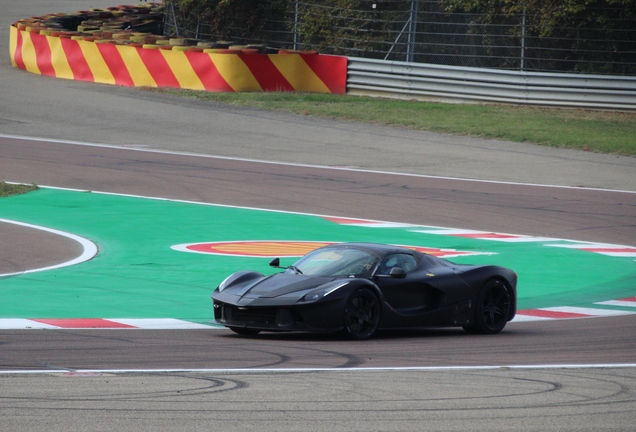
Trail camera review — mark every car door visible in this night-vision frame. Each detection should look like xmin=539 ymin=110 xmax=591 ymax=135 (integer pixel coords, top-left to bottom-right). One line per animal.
xmin=374 ymin=253 xmax=440 ymax=314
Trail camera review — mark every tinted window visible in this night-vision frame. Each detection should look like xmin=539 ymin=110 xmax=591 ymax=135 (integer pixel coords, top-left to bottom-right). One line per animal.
xmin=289 ymin=247 xmax=379 ymax=277
xmin=377 ymin=253 xmax=417 ymax=275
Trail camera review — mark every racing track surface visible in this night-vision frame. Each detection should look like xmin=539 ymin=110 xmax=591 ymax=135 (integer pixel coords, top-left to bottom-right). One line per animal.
xmin=1 ymin=1 xmax=636 ymax=429
xmin=2 ymin=136 xmax=636 ymax=431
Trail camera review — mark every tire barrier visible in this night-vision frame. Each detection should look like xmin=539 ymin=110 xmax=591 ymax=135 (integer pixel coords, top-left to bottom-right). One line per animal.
xmin=9 ymin=4 xmax=347 ymax=94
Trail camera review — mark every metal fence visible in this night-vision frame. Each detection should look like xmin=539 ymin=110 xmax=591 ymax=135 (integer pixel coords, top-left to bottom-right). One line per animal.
xmin=163 ymin=0 xmax=636 ymax=76
xmin=347 ymin=58 xmax=636 ymax=110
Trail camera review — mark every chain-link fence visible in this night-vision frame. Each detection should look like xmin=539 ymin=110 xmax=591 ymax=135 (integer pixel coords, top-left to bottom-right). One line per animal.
xmin=163 ymin=0 xmax=636 ymax=76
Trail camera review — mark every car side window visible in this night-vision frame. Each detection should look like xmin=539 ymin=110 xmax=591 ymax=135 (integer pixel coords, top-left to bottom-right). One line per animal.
xmin=377 ymin=253 xmax=417 ymax=275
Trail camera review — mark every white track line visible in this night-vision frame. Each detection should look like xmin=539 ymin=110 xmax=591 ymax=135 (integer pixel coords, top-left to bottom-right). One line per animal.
xmin=108 ymin=318 xmax=215 ymax=329
xmin=1 ymin=363 xmax=636 ymax=375
xmin=539 ymin=306 xmax=636 ymax=317
xmin=596 ymin=300 xmax=636 ymax=308
xmin=0 ymin=319 xmax=59 ymax=329
xmin=0 ymin=218 xmax=98 ymax=277
xmin=2 ymin=133 xmax=634 ymax=194
xmin=0 ymin=318 xmax=219 ymax=330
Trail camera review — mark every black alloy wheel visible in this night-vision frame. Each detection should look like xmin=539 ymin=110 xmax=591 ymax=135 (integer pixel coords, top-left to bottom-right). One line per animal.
xmin=464 ymin=280 xmax=511 ymax=334
xmin=342 ymin=288 xmax=381 ymax=340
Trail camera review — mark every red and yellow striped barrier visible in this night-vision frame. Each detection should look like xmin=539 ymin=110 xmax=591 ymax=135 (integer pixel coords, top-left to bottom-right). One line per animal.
xmin=9 ymin=20 xmax=347 ymax=94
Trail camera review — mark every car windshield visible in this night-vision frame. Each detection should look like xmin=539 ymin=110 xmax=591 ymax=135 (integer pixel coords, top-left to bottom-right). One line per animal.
xmin=286 ymin=247 xmax=379 ymax=277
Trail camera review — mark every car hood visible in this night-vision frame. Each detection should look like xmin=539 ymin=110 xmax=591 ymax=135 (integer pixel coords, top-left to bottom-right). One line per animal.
xmin=247 ymin=274 xmax=338 ymax=297
xmin=226 ymin=273 xmax=339 ymax=299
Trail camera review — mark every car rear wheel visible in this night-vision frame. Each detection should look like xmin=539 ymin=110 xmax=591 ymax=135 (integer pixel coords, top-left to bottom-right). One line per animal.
xmin=464 ymin=280 xmax=511 ymax=335
xmin=342 ymin=288 xmax=381 ymax=340
xmin=229 ymin=327 xmax=261 ymax=336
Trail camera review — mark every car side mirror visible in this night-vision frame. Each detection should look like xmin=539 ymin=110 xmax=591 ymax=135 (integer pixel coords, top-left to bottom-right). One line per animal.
xmin=389 ymin=267 xmax=406 ymax=278
xmin=269 ymin=258 xmax=280 ymax=267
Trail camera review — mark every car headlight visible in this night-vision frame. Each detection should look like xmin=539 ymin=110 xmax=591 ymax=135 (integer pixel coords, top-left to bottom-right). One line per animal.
xmin=301 ymin=281 xmax=349 ymax=302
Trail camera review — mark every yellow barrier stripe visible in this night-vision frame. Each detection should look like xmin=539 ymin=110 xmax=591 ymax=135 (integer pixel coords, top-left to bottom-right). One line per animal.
xmin=47 ymin=36 xmax=75 ymax=80
xmin=211 ymin=54 xmax=263 ymax=92
xmin=20 ymin=32 xmax=41 ymax=75
xmin=116 ymin=45 xmax=157 ymax=87
xmin=9 ymin=26 xmax=17 ymax=67
xmin=78 ymin=40 xmax=115 ymax=85
xmin=160 ymin=50 xmax=205 ymax=90
xmin=11 ymin=26 xmax=345 ymax=94
xmin=269 ymin=55 xmax=330 ymax=93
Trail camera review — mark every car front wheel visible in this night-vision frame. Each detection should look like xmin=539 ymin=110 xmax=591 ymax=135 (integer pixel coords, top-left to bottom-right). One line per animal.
xmin=342 ymin=288 xmax=381 ymax=340
xmin=464 ymin=280 xmax=511 ymax=335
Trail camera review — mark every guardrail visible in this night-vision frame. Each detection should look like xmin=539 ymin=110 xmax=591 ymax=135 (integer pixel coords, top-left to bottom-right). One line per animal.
xmin=347 ymin=58 xmax=636 ymax=110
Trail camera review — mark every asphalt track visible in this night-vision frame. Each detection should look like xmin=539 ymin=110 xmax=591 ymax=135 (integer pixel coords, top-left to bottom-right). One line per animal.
xmin=1 ymin=1 xmax=636 ymax=430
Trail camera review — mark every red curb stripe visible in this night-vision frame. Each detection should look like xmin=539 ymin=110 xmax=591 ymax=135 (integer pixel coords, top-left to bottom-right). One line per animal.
xmin=322 ymin=216 xmax=379 ymax=225
xmin=136 ymin=48 xmax=180 ymax=88
xmin=96 ymin=43 xmax=135 ymax=86
xmin=239 ymin=54 xmax=294 ymax=91
xmin=184 ymin=51 xmax=234 ymax=92
xmin=517 ymin=310 xmax=592 ymax=319
xmin=619 ymin=297 xmax=636 ymax=302
xmin=14 ymin=28 xmax=26 ymax=70
xmin=60 ymin=38 xmax=94 ymax=82
xmin=579 ymin=247 xmax=636 ymax=253
xmin=300 ymin=54 xmax=347 ymax=94
xmin=31 ymin=318 xmax=136 ymax=328
xmin=30 ymin=33 xmax=56 ymax=76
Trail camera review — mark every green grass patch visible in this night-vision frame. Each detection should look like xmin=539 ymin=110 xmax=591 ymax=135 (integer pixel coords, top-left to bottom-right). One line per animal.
xmin=0 ymin=182 xmax=38 ymax=198
xmin=150 ymin=89 xmax=636 ymax=156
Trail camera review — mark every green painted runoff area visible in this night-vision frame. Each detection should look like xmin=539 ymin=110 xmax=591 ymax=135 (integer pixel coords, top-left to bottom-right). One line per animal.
xmin=1 ymin=188 xmax=635 ymax=322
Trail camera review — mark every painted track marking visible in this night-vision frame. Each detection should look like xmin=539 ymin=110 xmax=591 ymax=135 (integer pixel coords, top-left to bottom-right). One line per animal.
xmin=2 ymin=186 xmax=634 ymax=328
xmin=0 ymin=318 xmax=217 ymax=330
xmin=1 ymin=363 xmax=635 ymax=375
xmin=0 ymin=218 xmax=98 ymax=277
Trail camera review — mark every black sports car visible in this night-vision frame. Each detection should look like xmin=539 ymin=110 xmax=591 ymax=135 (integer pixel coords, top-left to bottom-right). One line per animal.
xmin=211 ymin=243 xmax=517 ymax=339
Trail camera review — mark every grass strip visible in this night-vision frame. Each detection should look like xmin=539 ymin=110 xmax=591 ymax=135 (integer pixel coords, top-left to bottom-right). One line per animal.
xmin=0 ymin=182 xmax=38 ymax=198
xmin=150 ymin=89 xmax=636 ymax=156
